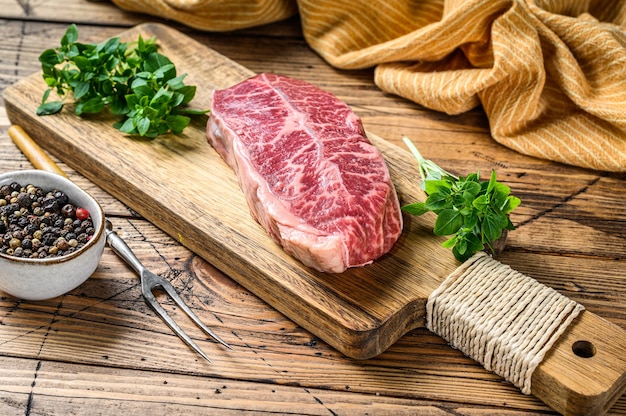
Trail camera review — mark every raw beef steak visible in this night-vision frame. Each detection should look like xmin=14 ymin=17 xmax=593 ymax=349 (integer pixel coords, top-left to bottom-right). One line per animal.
xmin=207 ymin=73 xmax=402 ymax=273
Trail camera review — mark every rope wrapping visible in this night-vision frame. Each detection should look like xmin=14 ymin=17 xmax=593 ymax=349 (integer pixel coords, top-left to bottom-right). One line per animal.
xmin=426 ymin=252 xmax=584 ymax=394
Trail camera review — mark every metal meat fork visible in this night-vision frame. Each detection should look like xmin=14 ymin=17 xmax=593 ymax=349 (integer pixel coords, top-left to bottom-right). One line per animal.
xmin=105 ymin=220 xmax=233 ymax=362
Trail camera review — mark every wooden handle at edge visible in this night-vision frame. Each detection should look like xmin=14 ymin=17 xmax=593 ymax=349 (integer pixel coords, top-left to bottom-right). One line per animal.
xmin=532 ymin=310 xmax=626 ymax=416
xmin=8 ymin=125 xmax=68 ymax=177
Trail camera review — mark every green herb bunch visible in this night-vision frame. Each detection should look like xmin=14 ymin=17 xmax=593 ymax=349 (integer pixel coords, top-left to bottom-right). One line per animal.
xmin=37 ymin=24 xmax=208 ymax=138
xmin=401 ymin=137 xmax=521 ymax=262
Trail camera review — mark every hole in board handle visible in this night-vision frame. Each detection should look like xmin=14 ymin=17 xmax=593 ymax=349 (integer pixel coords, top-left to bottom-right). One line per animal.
xmin=572 ymin=340 xmax=596 ymax=358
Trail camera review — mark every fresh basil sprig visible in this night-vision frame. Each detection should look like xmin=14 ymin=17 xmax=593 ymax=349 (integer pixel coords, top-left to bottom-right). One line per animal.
xmin=37 ymin=24 xmax=208 ymax=138
xmin=401 ymin=137 xmax=521 ymax=262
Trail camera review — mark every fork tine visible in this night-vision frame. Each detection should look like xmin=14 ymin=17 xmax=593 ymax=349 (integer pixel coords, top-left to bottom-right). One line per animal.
xmin=105 ymin=221 xmax=231 ymax=362
xmin=153 ymin=276 xmax=234 ymax=350
xmin=142 ymin=286 xmax=213 ymax=362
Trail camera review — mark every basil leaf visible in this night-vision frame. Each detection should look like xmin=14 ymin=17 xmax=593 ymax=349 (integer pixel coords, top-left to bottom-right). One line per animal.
xmin=401 ymin=202 xmax=429 ymax=216
xmin=433 ymin=209 xmax=463 ymax=236
xmin=36 ymin=100 xmax=64 ymax=115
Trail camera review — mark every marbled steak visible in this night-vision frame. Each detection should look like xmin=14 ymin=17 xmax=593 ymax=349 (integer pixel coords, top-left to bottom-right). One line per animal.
xmin=206 ymin=73 xmax=402 ymax=273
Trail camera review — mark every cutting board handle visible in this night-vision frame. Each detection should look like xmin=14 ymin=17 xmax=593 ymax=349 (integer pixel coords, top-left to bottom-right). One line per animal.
xmin=532 ymin=310 xmax=626 ymax=416
xmin=427 ymin=253 xmax=626 ymax=416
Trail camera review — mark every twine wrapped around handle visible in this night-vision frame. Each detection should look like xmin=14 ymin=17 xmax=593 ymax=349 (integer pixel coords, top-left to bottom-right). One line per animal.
xmin=426 ymin=252 xmax=585 ymax=394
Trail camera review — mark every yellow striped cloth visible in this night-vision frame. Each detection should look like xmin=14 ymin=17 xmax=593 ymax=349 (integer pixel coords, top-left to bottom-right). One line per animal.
xmin=112 ymin=0 xmax=626 ymax=172
xmin=111 ymin=0 xmax=298 ymax=31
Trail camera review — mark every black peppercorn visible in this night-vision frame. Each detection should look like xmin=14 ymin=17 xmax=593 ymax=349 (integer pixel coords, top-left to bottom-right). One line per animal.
xmin=42 ymin=233 xmax=57 ymax=246
xmin=17 ymin=192 xmax=31 ymax=208
xmin=42 ymin=196 xmax=58 ymax=213
xmin=61 ymin=204 xmax=76 ymax=218
xmin=22 ymin=238 xmax=32 ymax=250
xmin=54 ymin=190 xmax=69 ymax=206
xmin=24 ymin=223 xmax=38 ymax=235
xmin=17 ymin=217 xmax=29 ymax=229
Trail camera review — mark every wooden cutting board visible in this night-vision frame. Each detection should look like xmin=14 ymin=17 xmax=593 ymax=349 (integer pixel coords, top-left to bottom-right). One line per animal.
xmin=4 ymin=23 xmax=626 ymax=416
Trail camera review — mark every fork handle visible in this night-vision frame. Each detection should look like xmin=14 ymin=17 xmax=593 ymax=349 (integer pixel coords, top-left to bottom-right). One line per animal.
xmin=8 ymin=125 xmax=69 ymax=178
xmin=105 ymin=220 xmax=146 ymax=276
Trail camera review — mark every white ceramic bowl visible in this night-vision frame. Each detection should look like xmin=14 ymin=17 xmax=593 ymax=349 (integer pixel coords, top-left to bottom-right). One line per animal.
xmin=0 ymin=170 xmax=106 ymax=300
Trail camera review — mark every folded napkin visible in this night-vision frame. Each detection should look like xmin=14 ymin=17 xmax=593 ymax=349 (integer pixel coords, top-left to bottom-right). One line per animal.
xmin=112 ymin=0 xmax=626 ymax=172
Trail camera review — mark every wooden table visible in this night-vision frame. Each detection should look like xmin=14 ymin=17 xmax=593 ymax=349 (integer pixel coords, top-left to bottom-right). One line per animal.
xmin=0 ymin=1 xmax=624 ymax=414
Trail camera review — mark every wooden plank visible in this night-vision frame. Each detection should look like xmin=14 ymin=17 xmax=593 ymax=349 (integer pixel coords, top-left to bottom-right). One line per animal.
xmin=3 ymin=22 xmax=626 ymax=415
xmin=0 ymin=0 xmax=149 ymax=26
xmin=0 ymin=355 xmax=554 ymax=416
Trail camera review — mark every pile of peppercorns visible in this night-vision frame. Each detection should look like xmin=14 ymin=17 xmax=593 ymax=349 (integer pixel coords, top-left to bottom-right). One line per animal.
xmin=0 ymin=181 xmax=95 ymax=259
